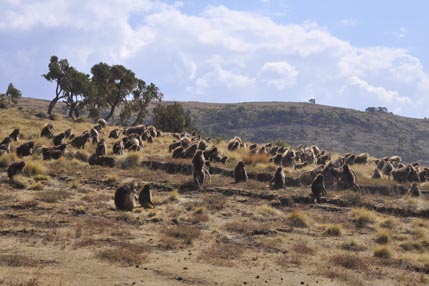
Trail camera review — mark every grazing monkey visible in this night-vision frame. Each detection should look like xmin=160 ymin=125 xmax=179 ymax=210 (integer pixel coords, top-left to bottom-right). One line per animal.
xmin=114 ymin=183 xmax=137 ymax=211
xmin=41 ymin=123 xmax=55 ymax=138
xmin=372 ymin=168 xmax=382 ymax=179
xmin=7 ymin=161 xmax=25 ymax=179
xmin=192 ymin=150 xmax=206 ymax=186
xmin=311 ymin=174 xmax=327 ymax=203
xmin=112 ymin=141 xmax=124 ymax=155
xmin=53 ymin=132 xmax=66 ymax=146
xmin=108 ymin=129 xmax=121 ymax=139
xmin=270 ymin=166 xmax=285 ymax=189
xmin=9 ymin=128 xmax=20 ymax=141
xmin=138 ymin=185 xmax=154 ymax=208
xmin=16 ymin=141 xmax=35 ymax=157
xmin=407 ymin=183 xmax=421 ymax=197
xmin=97 ymin=118 xmax=107 ymax=128
xmin=95 ymin=139 xmax=107 ymax=156
xmin=233 ymin=161 xmax=248 ymax=183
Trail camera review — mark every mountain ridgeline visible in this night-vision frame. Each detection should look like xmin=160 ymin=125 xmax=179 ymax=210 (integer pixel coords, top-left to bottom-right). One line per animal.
xmin=180 ymin=102 xmax=429 ymax=163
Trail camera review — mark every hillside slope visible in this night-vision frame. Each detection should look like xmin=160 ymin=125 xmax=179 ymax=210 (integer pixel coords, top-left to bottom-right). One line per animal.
xmin=180 ymin=101 xmax=429 ymax=163
xmin=16 ymin=97 xmax=429 ymax=163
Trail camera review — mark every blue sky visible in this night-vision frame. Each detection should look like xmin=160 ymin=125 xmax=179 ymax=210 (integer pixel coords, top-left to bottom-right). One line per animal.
xmin=0 ymin=0 xmax=428 ymax=117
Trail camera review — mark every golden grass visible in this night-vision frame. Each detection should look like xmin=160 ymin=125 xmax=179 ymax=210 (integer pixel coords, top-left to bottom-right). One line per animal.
xmin=374 ymin=246 xmax=393 ymax=259
xmin=96 ymin=245 xmax=148 ymax=266
xmin=23 ymin=160 xmax=46 ymax=176
xmin=120 ymin=152 xmax=141 ymax=169
xmin=329 ymin=253 xmax=368 ymax=271
xmin=351 ymin=207 xmax=377 ymax=228
xmin=11 ymin=175 xmax=29 ymax=189
xmin=289 ymin=209 xmax=311 ymax=228
xmin=0 ymin=153 xmax=17 ymax=168
xmin=375 ymin=229 xmax=390 ymax=244
xmin=256 ymin=205 xmax=283 ymax=217
xmin=321 ymin=224 xmax=343 ymax=236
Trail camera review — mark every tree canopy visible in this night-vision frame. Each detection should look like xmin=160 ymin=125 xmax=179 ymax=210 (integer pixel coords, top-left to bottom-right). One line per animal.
xmin=43 ymin=56 xmax=163 ymax=124
xmin=153 ymin=102 xmax=194 ymax=133
xmin=0 ymin=83 xmax=22 ymax=108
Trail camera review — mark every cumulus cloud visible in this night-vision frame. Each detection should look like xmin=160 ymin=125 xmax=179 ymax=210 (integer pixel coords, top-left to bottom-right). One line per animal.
xmin=0 ymin=1 xmax=428 ymax=117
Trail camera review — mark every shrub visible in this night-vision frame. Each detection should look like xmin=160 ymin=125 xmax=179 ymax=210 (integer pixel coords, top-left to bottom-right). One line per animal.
xmin=322 ymin=224 xmax=343 ymax=236
xmin=23 ymin=160 xmax=46 ymax=176
xmin=374 ymin=246 xmax=393 ymax=259
xmin=351 ymin=208 xmax=377 ymax=228
xmin=121 ymin=153 xmax=141 ymax=169
xmin=289 ymin=209 xmax=311 ymax=228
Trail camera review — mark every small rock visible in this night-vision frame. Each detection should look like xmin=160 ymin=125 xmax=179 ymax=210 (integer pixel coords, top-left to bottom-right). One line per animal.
xmin=176 ymin=276 xmax=183 ymax=281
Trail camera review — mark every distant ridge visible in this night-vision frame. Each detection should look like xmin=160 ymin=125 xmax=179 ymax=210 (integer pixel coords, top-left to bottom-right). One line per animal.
xmin=17 ymin=97 xmax=429 ymax=163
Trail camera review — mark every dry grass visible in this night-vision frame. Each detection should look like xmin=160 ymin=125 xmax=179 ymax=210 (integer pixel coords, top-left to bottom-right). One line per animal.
xmin=225 ymin=220 xmax=273 ymax=235
xmin=0 ymin=253 xmax=40 ymax=267
xmin=36 ymin=190 xmax=72 ymax=203
xmin=120 ymin=152 xmax=141 ymax=169
xmin=321 ymin=224 xmax=343 ymax=236
xmin=351 ymin=207 xmax=377 ymax=228
xmin=203 ymin=193 xmax=226 ymax=211
xmin=28 ymin=182 xmax=44 ymax=190
xmin=375 ymin=229 xmax=390 ymax=244
xmin=256 ymin=204 xmax=283 ymax=218
xmin=96 ymin=245 xmax=148 ymax=266
xmin=241 ymin=153 xmax=269 ymax=166
xmin=11 ymin=175 xmax=29 ymax=189
xmin=0 ymin=153 xmax=17 ymax=168
xmin=23 ymin=160 xmax=46 ymax=176
xmin=199 ymin=242 xmax=244 ymax=266
xmin=329 ymin=253 xmax=368 ymax=271
xmin=340 ymin=240 xmax=367 ymax=252
xmin=374 ymin=246 xmax=393 ymax=259
xmin=288 ymin=209 xmax=311 ymax=228
xmin=161 ymin=225 xmax=201 ymax=246
xmin=169 ymin=189 xmax=179 ymax=201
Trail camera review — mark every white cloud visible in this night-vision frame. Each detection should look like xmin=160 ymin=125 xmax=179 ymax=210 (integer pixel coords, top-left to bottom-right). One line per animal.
xmin=397 ymin=27 xmax=407 ymax=39
xmin=0 ymin=1 xmax=428 ymax=116
xmin=260 ymin=61 xmax=299 ymax=89
xmin=348 ymin=76 xmax=412 ymax=104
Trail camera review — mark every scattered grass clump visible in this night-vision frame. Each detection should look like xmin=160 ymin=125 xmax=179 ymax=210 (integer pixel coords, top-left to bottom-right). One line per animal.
xmin=96 ymin=245 xmax=147 ymax=266
xmin=169 ymin=189 xmax=179 ymax=201
xmin=11 ymin=175 xmax=29 ymax=189
xmin=162 ymin=225 xmax=201 ymax=245
xmin=375 ymin=229 xmax=390 ymax=244
xmin=28 ymin=182 xmax=44 ymax=190
xmin=199 ymin=242 xmax=244 ymax=266
xmin=292 ymin=242 xmax=315 ymax=255
xmin=0 ymin=153 xmax=17 ymax=168
xmin=23 ymin=160 xmax=46 ymax=176
xmin=322 ymin=224 xmax=343 ymax=236
xmin=374 ymin=246 xmax=393 ymax=259
xmin=330 ymin=253 xmax=368 ymax=271
xmin=340 ymin=240 xmax=367 ymax=252
xmin=36 ymin=190 xmax=72 ymax=203
xmin=0 ymin=254 xmax=39 ymax=267
xmin=33 ymin=174 xmax=49 ymax=181
xmin=73 ymin=150 xmax=90 ymax=162
xmin=203 ymin=193 xmax=226 ymax=211
xmin=288 ymin=209 xmax=311 ymax=228
xmin=400 ymin=240 xmax=429 ymax=252
xmin=257 ymin=205 xmax=283 ymax=217
xmin=242 ymin=153 xmax=269 ymax=166
xmin=121 ymin=153 xmax=141 ymax=169
xmin=351 ymin=208 xmax=377 ymax=228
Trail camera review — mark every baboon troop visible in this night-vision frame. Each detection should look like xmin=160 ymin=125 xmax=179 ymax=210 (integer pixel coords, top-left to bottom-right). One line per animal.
xmin=41 ymin=123 xmax=55 ymax=138
xmin=7 ymin=161 xmax=25 ymax=179
xmin=53 ymin=132 xmax=66 ymax=146
xmin=372 ymin=168 xmax=382 ymax=179
xmin=311 ymin=174 xmax=327 ymax=203
xmin=16 ymin=141 xmax=35 ymax=157
xmin=138 ymin=185 xmax=154 ymax=208
xmin=114 ymin=183 xmax=137 ymax=211
xmin=69 ymin=132 xmax=91 ymax=149
xmin=270 ymin=166 xmax=285 ymax=189
xmin=233 ymin=161 xmax=248 ymax=183
xmin=109 ymin=129 xmax=121 ymax=139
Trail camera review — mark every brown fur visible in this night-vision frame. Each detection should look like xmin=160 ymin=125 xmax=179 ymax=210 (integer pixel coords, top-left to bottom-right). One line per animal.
xmin=407 ymin=183 xmax=421 ymax=197
xmin=311 ymin=174 xmax=327 ymax=203
xmin=270 ymin=166 xmax=285 ymax=189
xmin=53 ymin=132 xmax=66 ymax=146
xmin=372 ymin=168 xmax=382 ymax=179
xmin=9 ymin=128 xmax=20 ymax=141
xmin=69 ymin=132 xmax=91 ymax=149
xmin=233 ymin=161 xmax=248 ymax=183
xmin=109 ymin=129 xmax=122 ymax=139
xmin=7 ymin=161 xmax=25 ymax=179
xmin=16 ymin=141 xmax=35 ymax=157
xmin=114 ymin=183 xmax=137 ymax=211
xmin=41 ymin=123 xmax=55 ymax=138
xmin=192 ymin=150 xmax=207 ymax=186
xmin=138 ymin=185 xmax=154 ymax=208
xmin=95 ymin=139 xmax=107 ymax=156
xmin=112 ymin=141 xmax=124 ymax=155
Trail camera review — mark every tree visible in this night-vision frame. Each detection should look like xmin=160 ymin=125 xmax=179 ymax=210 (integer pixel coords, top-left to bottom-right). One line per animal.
xmin=62 ymin=69 xmax=92 ymax=119
xmin=0 ymin=83 xmax=22 ymax=108
xmin=153 ymin=102 xmax=193 ymax=132
xmin=43 ymin=56 xmax=74 ymax=117
xmin=89 ymin=62 xmax=111 ymax=119
xmin=119 ymin=80 xmax=163 ymax=125
xmin=105 ymin=64 xmax=137 ymax=121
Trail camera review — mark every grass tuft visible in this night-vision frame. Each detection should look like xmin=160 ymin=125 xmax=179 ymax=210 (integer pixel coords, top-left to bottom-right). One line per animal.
xmin=374 ymin=246 xmax=393 ymax=259
xmin=289 ymin=209 xmax=311 ymax=228
xmin=351 ymin=208 xmax=377 ymax=228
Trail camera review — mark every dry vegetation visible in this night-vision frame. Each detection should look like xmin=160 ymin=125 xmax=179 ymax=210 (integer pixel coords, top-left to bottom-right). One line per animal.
xmin=0 ymin=101 xmax=429 ymax=286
